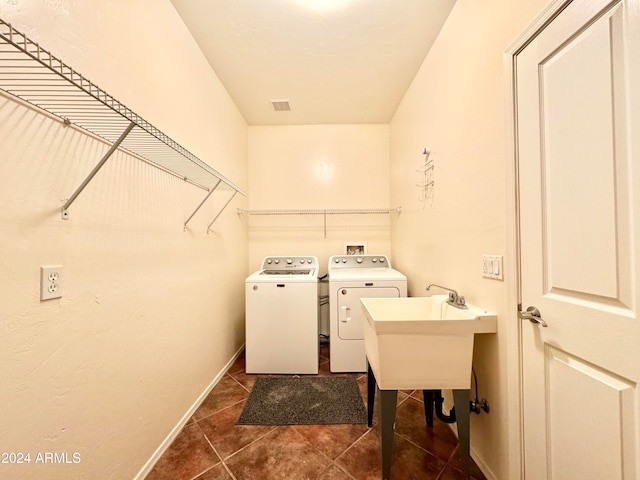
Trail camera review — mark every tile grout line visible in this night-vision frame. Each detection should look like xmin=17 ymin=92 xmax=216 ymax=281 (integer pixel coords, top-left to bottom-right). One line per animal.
xmin=192 ymin=397 xmax=248 ymax=424
xmin=332 ymin=426 xmax=374 ymax=463
xmin=188 ymin=421 xmax=232 ymax=480
xmin=226 ymin=372 xmax=254 ymax=393
xmin=325 ymin=461 xmax=360 ymax=480
xmin=192 ymin=414 xmax=242 ymax=480
xmin=212 ymin=424 xmax=280 ymax=462
xmin=207 ymin=440 xmax=240 ymax=480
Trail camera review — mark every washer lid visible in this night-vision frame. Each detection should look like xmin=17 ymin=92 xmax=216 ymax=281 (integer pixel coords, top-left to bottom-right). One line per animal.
xmin=246 ymin=270 xmax=319 ymax=283
xmin=246 ymin=255 xmax=319 ymax=282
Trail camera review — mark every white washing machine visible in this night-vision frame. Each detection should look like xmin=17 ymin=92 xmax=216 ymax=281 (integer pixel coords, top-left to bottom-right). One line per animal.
xmin=245 ymin=256 xmax=319 ymax=374
xmin=328 ymin=255 xmax=407 ymax=372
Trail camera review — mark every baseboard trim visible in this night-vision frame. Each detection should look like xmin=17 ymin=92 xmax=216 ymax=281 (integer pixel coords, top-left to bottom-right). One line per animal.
xmin=471 ymin=443 xmax=497 ymax=480
xmin=133 ymin=344 xmax=245 ymax=480
xmin=445 ymin=420 xmax=497 ymax=480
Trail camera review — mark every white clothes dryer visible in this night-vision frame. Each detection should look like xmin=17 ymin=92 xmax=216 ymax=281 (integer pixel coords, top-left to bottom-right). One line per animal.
xmin=245 ymin=256 xmax=319 ymax=374
xmin=328 ymin=255 xmax=407 ymax=372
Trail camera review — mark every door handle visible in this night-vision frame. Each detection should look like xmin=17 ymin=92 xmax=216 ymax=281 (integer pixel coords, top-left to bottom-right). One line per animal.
xmin=340 ymin=306 xmax=351 ymax=322
xmin=519 ymin=306 xmax=548 ymax=327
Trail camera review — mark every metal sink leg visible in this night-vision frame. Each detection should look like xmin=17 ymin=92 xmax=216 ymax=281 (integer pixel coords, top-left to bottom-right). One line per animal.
xmin=453 ymin=389 xmax=471 ymax=480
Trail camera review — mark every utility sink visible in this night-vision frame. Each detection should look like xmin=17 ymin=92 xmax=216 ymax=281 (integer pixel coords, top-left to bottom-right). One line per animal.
xmin=360 ymin=295 xmax=497 ymax=390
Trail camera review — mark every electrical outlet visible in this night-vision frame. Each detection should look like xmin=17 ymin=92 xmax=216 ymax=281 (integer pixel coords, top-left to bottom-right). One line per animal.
xmin=41 ymin=265 xmax=63 ymax=300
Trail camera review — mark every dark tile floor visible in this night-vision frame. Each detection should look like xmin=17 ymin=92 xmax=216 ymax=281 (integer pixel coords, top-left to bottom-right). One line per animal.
xmin=146 ymin=344 xmax=486 ymax=480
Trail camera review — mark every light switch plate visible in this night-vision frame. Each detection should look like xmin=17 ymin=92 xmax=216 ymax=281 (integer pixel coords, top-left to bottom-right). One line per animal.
xmin=482 ymin=255 xmax=503 ymax=280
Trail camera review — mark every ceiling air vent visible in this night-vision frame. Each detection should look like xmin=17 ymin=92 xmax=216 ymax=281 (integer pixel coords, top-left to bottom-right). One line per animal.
xmin=271 ymin=99 xmax=291 ymax=111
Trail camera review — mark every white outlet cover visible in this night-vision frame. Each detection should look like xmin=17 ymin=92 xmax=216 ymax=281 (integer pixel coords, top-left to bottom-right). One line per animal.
xmin=41 ymin=265 xmax=63 ymax=300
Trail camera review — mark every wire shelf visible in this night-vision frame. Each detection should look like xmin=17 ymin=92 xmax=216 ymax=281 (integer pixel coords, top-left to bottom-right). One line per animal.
xmin=237 ymin=208 xmax=401 ymax=216
xmin=0 ymin=18 xmax=245 ymax=221
xmin=237 ymin=207 xmax=401 ymax=238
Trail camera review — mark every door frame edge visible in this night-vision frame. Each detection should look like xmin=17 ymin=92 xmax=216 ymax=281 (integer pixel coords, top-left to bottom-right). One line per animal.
xmin=503 ymin=1 xmax=574 ymax=478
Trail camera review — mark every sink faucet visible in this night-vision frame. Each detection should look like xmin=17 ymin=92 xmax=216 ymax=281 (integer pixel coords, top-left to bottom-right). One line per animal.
xmin=426 ymin=283 xmax=467 ymax=309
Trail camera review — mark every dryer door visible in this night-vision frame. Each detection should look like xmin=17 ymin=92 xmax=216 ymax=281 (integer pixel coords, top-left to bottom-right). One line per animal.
xmin=337 ymin=287 xmax=400 ymax=340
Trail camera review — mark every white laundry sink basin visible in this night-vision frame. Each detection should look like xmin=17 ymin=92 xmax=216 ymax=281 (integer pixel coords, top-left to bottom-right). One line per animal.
xmin=360 ymin=295 xmax=497 ymax=390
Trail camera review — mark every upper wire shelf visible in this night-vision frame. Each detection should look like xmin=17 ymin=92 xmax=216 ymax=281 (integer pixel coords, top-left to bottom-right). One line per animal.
xmin=237 ymin=208 xmax=401 ymax=216
xmin=237 ymin=207 xmax=401 ymax=238
xmin=0 ymin=18 xmax=244 ymax=226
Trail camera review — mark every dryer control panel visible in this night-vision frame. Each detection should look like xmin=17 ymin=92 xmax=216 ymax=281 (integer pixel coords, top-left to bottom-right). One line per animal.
xmin=329 ymin=255 xmax=391 ymax=268
xmin=261 ymin=256 xmax=318 ymax=270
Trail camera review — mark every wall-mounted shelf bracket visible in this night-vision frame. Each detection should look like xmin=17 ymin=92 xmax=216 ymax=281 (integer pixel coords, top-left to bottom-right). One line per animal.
xmin=183 ymin=179 xmax=222 ymax=231
xmin=207 ymin=190 xmax=238 ymax=234
xmin=61 ymin=122 xmax=135 ymax=219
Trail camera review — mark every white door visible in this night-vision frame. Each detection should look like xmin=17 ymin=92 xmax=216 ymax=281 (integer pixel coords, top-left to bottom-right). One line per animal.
xmin=515 ymin=0 xmax=640 ymax=478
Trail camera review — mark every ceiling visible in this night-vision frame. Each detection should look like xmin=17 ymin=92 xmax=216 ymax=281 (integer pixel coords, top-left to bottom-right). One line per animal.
xmin=170 ymin=0 xmax=456 ymax=126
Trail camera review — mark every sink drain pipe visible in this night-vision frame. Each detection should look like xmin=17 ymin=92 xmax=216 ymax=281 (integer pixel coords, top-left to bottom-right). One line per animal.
xmin=434 ymin=390 xmax=457 ymax=423
xmin=422 ymin=390 xmax=457 ymax=425
xmin=423 ymin=369 xmax=490 ymax=426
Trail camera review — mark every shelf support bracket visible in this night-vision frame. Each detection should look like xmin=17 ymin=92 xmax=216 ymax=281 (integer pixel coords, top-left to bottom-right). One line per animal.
xmin=61 ymin=121 xmax=136 ymax=219
xmin=183 ymin=179 xmax=222 ymax=231
xmin=207 ymin=190 xmax=238 ymax=234
xmin=324 ymin=210 xmax=327 ymax=239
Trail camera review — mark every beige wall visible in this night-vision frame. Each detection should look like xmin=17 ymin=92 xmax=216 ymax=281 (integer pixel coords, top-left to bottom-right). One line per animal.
xmin=0 ymin=0 xmax=570 ymax=478
xmin=389 ymin=0 xmax=551 ymax=478
xmin=248 ymin=124 xmax=392 ymax=334
xmin=0 ymin=1 xmax=248 ymax=479
xmin=247 ymin=124 xmax=392 ymax=271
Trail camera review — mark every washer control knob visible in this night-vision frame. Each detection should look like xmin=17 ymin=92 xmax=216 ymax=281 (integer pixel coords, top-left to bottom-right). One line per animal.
xmin=286 ymin=258 xmax=293 ymax=264
xmin=334 ymin=258 xmax=340 ymax=263
xmin=372 ymin=258 xmax=378 ymax=263
xmin=274 ymin=259 xmax=280 ymax=264
xmin=342 ymin=258 xmax=347 ymax=263
xmin=356 ymin=257 xmax=363 ymax=263
xmin=266 ymin=259 xmax=272 ymax=264
xmin=379 ymin=257 xmax=386 ymax=263
xmin=252 ymin=285 xmax=258 ymax=291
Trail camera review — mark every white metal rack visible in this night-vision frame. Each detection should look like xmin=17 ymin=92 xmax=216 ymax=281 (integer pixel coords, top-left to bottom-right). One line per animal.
xmin=237 ymin=207 xmax=401 ymax=238
xmin=0 ymin=18 xmax=244 ymax=230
